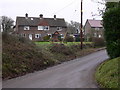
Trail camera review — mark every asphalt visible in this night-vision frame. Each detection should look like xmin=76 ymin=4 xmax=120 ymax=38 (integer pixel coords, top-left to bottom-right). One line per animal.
xmin=2 ymin=50 xmax=109 ymax=88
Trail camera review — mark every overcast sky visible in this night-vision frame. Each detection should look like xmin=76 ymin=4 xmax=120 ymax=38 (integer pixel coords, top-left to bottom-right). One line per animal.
xmin=0 ymin=0 xmax=105 ymax=25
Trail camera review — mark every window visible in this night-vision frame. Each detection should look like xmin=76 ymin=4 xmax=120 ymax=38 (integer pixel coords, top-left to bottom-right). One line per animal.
xmin=38 ymin=26 xmax=44 ymax=30
xmin=57 ymin=27 xmax=62 ymax=31
xmin=95 ymin=28 xmax=99 ymax=30
xmin=99 ymin=35 xmax=102 ymax=38
xmin=44 ymin=26 xmax=49 ymax=30
xmin=94 ymin=33 xmax=97 ymax=37
xmin=23 ymin=34 xmax=26 ymax=37
xmin=35 ymin=34 xmax=41 ymax=38
xmin=24 ymin=26 xmax=30 ymax=30
xmin=38 ymin=26 xmax=49 ymax=30
xmin=60 ymin=34 xmax=64 ymax=38
xmin=48 ymin=34 xmax=52 ymax=38
xmin=21 ymin=33 xmax=26 ymax=37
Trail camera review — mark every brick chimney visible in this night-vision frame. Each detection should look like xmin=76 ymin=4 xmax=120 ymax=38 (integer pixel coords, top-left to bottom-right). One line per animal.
xmin=25 ymin=13 xmax=28 ymax=19
xmin=54 ymin=15 xmax=56 ymax=20
xmin=39 ymin=14 xmax=43 ymax=19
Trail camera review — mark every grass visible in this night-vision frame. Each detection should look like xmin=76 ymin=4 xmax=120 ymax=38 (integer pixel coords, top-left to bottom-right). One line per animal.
xmin=35 ymin=41 xmax=93 ymax=46
xmin=95 ymin=57 xmax=119 ymax=88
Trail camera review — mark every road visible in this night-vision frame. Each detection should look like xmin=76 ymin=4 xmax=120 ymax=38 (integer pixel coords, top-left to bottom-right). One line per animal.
xmin=3 ymin=50 xmax=109 ymax=88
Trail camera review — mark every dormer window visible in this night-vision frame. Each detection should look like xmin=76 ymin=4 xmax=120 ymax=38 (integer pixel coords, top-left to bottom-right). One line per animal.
xmin=24 ymin=26 xmax=30 ymax=30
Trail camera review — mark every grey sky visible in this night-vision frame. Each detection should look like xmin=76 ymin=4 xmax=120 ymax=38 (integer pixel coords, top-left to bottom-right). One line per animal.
xmin=0 ymin=0 xmax=105 ymax=25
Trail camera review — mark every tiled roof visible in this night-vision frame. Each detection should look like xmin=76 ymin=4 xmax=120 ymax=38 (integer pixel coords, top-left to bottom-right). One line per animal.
xmin=16 ymin=17 xmax=67 ymax=27
xmin=88 ymin=19 xmax=103 ymax=28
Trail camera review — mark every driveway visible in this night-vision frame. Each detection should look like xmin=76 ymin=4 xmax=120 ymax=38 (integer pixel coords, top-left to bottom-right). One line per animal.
xmin=3 ymin=50 xmax=109 ymax=88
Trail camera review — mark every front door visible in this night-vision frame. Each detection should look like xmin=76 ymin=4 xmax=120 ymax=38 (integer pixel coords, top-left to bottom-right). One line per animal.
xmin=29 ymin=34 xmax=32 ymax=40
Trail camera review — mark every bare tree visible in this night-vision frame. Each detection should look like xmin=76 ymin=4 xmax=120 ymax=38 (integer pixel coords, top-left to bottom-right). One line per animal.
xmin=66 ymin=21 xmax=80 ymax=34
xmin=0 ymin=16 xmax=14 ymax=33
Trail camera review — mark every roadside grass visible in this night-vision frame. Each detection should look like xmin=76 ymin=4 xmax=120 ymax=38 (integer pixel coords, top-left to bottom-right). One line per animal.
xmin=35 ymin=41 xmax=93 ymax=46
xmin=95 ymin=57 xmax=119 ymax=88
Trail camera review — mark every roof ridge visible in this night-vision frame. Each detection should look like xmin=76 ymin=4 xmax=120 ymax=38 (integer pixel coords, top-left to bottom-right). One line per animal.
xmin=17 ymin=16 xmax=64 ymax=19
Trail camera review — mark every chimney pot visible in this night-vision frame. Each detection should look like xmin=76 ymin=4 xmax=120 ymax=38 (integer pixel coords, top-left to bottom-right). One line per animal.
xmin=54 ymin=15 xmax=56 ymax=20
xmin=39 ymin=14 xmax=43 ymax=19
xmin=25 ymin=13 xmax=28 ymax=19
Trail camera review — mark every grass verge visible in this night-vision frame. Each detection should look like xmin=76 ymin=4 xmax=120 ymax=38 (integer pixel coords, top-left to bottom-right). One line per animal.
xmin=95 ymin=57 xmax=119 ymax=88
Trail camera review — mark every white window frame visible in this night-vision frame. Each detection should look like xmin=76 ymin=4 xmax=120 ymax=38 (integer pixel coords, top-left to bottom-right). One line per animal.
xmin=38 ymin=26 xmax=49 ymax=30
xmin=35 ymin=34 xmax=41 ymax=38
xmin=60 ymin=34 xmax=64 ymax=38
xmin=94 ymin=33 xmax=97 ymax=37
xmin=23 ymin=34 xmax=26 ymax=37
xmin=48 ymin=34 xmax=52 ymax=38
xmin=38 ymin=26 xmax=44 ymax=30
xmin=24 ymin=26 xmax=30 ymax=30
xmin=99 ymin=35 xmax=102 ymax=38
xmin=57 ymin=27 xmax=62 ymax=31
xmin=95 ymin=28 xmax=100 ymax=31
xmin=44 ymin=26 xmax=49 ymax=30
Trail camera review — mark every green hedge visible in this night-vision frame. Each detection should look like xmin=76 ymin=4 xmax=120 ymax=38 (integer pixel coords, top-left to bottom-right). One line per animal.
xmin=103 ymin=3 xmax=120 ymax=58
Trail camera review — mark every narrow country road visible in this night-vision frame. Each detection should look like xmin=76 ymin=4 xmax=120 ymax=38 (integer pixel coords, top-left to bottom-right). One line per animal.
xmin=3 ymin=50 xmax=109 ymax=88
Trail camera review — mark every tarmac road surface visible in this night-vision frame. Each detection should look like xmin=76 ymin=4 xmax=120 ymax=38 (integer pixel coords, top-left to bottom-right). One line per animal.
xmin=3 ymin=50 xmax=109 ymax=88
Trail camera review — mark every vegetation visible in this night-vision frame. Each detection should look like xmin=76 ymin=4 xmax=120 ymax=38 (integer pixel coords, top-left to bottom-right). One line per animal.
xmin=95 ymin=57 xmax=119 ymax=88
xmin=103 ymin=2 xmax=120 ymax=59
xmin=64 ymin=36 xmax=74 ymax=42
xmin=2 ymin=33 xmax=55 ymax=79
xmin=95 ymin=2 xmax=120 ymax=89
xmin=2 ymin=33 xmax=100 ymax=80
xmin=92 ymin=37 xmax=105 ymax=47
xmin=0 ymin=16 xmax=14 ymax=33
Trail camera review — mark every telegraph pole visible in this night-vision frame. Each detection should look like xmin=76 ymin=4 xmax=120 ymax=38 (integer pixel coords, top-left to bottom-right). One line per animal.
xmin=80 ymin=0 xmax=83 ymax=49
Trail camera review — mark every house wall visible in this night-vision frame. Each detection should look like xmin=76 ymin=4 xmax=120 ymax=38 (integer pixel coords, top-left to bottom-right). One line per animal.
xmin=84 ymin=21 xmax=104 ymax=41
xmin=84 ymin=21 xmax=92 ymax=41
xmin=16 ymin=26 xmax=67 ymax=41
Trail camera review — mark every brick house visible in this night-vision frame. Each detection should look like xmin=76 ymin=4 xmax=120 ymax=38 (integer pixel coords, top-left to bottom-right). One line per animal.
xmin=84 ymin=19 xmax=104 ymax=41
xmin=15 ymin=14 xmax=67 ymax=41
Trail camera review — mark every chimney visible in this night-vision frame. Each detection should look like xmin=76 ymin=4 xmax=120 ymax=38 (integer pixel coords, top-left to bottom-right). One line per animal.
xmin=54 ymin=15 xmax=56 ymax=20
xmin=39 ymin=14 xmax=43 ymax=19
xmin=25 ymin=13 xmax=28 ymax=19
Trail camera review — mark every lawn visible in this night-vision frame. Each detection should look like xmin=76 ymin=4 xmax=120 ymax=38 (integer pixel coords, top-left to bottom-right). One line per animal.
xmin=95 ymin=57 xmax=119 ymax=88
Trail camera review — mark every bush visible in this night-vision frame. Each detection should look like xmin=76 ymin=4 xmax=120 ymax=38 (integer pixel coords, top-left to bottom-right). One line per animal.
xmin=103 ymin=3 xmax=120 ymax=58
xmin=65 ymin=36 xmax=74 ymax=42
xmin=43 ymin=35 xmax=50 ymax=41
xmin=75 ymin=37 xmax=80 ymax=42
xmin=50 ymin=43 xmax=73 ymax=55
xmin=92 ymin=37 xmax=105 ymax=47
xmin=2 ymin=33 xmax=55 ymax=79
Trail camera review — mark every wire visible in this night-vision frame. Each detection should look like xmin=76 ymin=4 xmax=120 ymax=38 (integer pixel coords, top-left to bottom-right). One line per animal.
xmin=54 ymin=0 xmax=76 ymax=14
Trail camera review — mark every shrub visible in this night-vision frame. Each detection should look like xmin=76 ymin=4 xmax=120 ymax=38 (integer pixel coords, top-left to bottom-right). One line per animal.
xmin=103 ymin=3 xmax=120 ymax=58
xmin=50 ymin=43 xmax=73 ymax=55
xmin=43 ymin=35 xmax=50 ymax=41
xmin=2 ymin=33 xmax=55 ymax=79
xmin=75 ymin=37 xmax=80 ymax=42
xmin=92 ymin=37 xmax=105 ymax=47
xmin=65 ymin=36 xmax=74 ymax=42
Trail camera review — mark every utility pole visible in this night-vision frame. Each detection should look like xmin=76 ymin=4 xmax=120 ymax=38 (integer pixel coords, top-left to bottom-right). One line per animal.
xmin=80 ymin=0 xmax=83 ymax=49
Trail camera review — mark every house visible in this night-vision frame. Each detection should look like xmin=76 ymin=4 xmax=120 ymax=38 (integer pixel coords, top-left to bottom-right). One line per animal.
xmin=15 ymin=13 xmax=67 ymax=41
xmin=84 ymin=19 xmax=104 ymax=41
